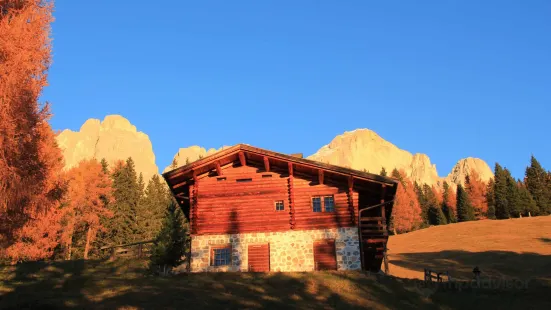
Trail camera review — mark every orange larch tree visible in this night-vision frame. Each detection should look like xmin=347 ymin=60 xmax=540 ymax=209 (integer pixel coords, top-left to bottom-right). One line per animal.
xmin=0 ymin=0 xmax=60 ymax=251
xmin=390 ymin=169 xmax=423 ymax=233
xmin=63 ymin=159 xmax=113 ymax=259
xmin=465 ymin=169 xmax=488 ymax=219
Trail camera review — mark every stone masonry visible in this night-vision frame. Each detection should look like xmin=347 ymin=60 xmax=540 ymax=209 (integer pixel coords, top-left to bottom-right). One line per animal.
xmin=190 ymin=227 xmax=360 ymax=272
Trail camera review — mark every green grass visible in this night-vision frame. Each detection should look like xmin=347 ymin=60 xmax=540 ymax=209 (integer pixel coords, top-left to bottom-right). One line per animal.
xmin=1 ymin=259 xmax=550 ymax=309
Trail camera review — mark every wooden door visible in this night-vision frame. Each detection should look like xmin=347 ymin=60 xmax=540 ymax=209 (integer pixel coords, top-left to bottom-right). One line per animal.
xmin=248 ymin=244 xmax=270 ymax=272
xmin=314 ymin=239 xmax=337 ymax=271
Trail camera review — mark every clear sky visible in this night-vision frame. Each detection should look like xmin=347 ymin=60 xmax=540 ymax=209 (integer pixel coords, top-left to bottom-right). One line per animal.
xmin=43 ymin=0 xmax=551 ymax=179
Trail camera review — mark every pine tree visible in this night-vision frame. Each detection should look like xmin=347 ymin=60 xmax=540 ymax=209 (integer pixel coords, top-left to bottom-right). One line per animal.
xmin=456 ymin=184 xmax=475 ymax=222
xmin=100 ymin=158 xmax=109 ymax=174
xmin=135 ymin=172 xmax=147 ymax=239
xmin=391 ymin=168 xmax=404 ymax=184
xmin=170 ymin=158 xmax=178 ymax=170
xmin=140 ymin=175 xmax=172 ymax=240
xmin=504 ymin=169 xmax=522 ymax=218
xmin=185 ymin=157 xmax=190 ymax=165
xmin=485 ymin=179 xmax=496 ymax=219
xmin=441 ymin=181 xmax=457 ymax=223
xmin=105 ymin=158 xmax=141 ymax=245
xmin=149 ymin=201 xmax=188 ymax=275
xmin=414 ymin=182 xmax=429 ymax=226
xmin=494 ymin=163 xmax=510 ymax=219
xmin=518 ymin=181 xmax=538 ymax=216
xmin=380 ymin=167 xmax=387 ymax=177
xmin=424 ymin=184 xmax=447 ymax=225
xmin=525 ymin=156 xmax=550 ymax=215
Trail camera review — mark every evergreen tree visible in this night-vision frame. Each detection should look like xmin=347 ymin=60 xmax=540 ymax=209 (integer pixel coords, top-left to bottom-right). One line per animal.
xmin=140 ymin=175 xmax=172 ymax=240
xmin=391 ymin=168 xmax=404 ymax=184
xmin=525 ymin=156 xmax=550 ymax=215
xmin=424 ymin=184 xmax=447 ymax=225
xmin=518 ymin=181 xmax=538 ymax=216
xmin=442 ymin=181 xmax=457 ymax=223
xmin=135 ymin=172 xmax=147 ymax=239
xmin=100 ymin=158 xmax=109 ymax=174
xmin=485 ymin=179 xmax=496 ymax=219
xmin=170 ymin=158 xmax=178 ymax=169
xmin=414 ymin=182 xmax=429 ymax=226
xmin=106 ymin=158 xmax=141 ymax=245
xmin=504 ymin=169 xmax=522 ymax=218
xmin=149 ymin=201 xmax=188 ymax=275
xmin=185 ymin=157 xmax=190 ymax=165
xmin=380 ymin=167 xmax=388 ymax=177
xmin=456 ymin=184 xmax=475 ymax=222
xmin=494 ymin=163 xmax=510 ymax=219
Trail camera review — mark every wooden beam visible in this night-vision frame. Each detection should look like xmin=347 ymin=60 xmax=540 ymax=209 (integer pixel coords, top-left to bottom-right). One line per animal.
xmin=172 ymin=180 xmax=187 ymax=189
xmin=318 ymin=170 xmax=324 ymax=184
xmin=175 ymin=193 xmax=189 ymax=200
xmin=348 ymin=176 xmax=354 ymax=190
xmin=215 ymin=161 xmax=222 ymax=176
xmin=238 ymin=151 xmax=246 ymax=166
xmin=288 ymin=162 xmax=293 ymax=176
xmin=263 ymin=156 xmax=270 ymax=172
xmin=348 ymin=176 xmax=355 ymax=224
xmin=380 ymin=184 xmax=387 ymax=220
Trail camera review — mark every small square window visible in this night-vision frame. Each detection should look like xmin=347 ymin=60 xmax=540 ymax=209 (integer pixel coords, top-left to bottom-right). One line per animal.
xmin=275 ymin=200 xmax=285 ymax=211
xmin=324 ymin=196 xmax=335 ymax=212
xmin=211 ymin=246 xmax=231 ymax=266
xmin=312 ymin=197 xmax=322 ymax=212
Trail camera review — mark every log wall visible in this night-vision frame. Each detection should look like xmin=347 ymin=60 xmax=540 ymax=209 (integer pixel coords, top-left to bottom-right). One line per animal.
xmin=191 ymin=164 xmax=359 ymax=235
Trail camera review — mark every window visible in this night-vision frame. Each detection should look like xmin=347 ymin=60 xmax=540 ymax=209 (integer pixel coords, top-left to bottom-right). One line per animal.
xmin=324 ymin=196 xmax=335 ymax=212
xmin=236 ymin=178 xmax=252 ymax=183
xmin=211 ymin=246 xmax=231 ymax=266
xmin=275 ymin=200 xmax=284 ymax=211
xmin=312 ymin=195 xmax=335 ymax=212
xmin=312 ymin=197 xmax=322 ymax=212
xmin=217 ymin=177 xmax=226 ymax=181
xmin=262 ymin=174 xmax=273 ymax=178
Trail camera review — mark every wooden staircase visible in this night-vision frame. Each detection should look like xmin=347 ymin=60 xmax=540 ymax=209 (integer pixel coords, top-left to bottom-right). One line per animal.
xmin=359 ymin=216 xmax=389 ymax=272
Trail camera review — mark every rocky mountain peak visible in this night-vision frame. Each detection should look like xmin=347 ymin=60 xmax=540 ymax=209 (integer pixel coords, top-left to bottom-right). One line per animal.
xmin=56 ymin=115 xmax=158 ymax=182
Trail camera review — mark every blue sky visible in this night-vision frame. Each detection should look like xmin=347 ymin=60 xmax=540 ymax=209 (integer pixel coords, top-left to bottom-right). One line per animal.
xmin=43 ymin=0 xmax=551 ymax=179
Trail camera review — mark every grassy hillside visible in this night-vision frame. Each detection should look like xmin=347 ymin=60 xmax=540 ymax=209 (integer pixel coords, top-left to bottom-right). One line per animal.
xmin=388 ymin=216 xmax=551 ymax=282
xmin=1 ymin=217 xmax=550 ymax=309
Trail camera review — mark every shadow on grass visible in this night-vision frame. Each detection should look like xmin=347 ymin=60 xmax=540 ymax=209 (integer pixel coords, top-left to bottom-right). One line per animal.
xmin=2 ymin=251 xmax=551 ymax=310
xmin=389 ymin=250 xmax=551 ymax=309
xmin=539 ymin=237 xmax=551 ymax=244
xmin=0 ymin=259 xmax=433 ymax=309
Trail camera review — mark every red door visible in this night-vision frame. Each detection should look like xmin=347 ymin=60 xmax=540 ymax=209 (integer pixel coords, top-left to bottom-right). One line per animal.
xmin=314 ymin=239 xmax=337 ymax=271
xmin=248 ymin=244 xmax=270 ymax=272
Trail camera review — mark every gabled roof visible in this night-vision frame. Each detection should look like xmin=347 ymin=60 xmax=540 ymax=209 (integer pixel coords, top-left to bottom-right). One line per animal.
xmin=162 ymin=144 xmax=398 ymax=200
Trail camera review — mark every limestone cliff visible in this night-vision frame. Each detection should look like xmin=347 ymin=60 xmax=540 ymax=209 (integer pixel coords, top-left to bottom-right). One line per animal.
xmin=56 ymin=115 xmax=158 ymax=182
xmin=163 ymin=145 xmax=232 ymax=173
xmin=307 ymin=129 xmax=442 ymax=186
xmin=307 ymin=129 xmax=493 ymax=187
xmin=445 ymin=157 xmax=494 ymax=186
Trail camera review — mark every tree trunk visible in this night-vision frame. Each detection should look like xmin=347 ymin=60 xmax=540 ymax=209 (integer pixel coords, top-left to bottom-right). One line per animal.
xmin=66 ymin=239 xmax=72 ymax=260
xmin=84 ymin=226 xmax=94 ymax=259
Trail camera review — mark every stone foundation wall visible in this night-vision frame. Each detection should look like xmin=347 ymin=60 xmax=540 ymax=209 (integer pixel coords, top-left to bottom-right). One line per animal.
xmin=190 ymin=227 xmax=360 ymax=272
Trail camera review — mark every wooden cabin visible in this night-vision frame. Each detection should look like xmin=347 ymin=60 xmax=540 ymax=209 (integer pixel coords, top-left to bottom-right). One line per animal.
xmin=162 ymin=144 xmax=398 ymax=272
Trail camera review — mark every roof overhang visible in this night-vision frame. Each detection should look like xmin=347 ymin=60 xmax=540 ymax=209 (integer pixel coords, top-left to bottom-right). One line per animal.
xmin=163 ymin=144 xmax=398 ymax=200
